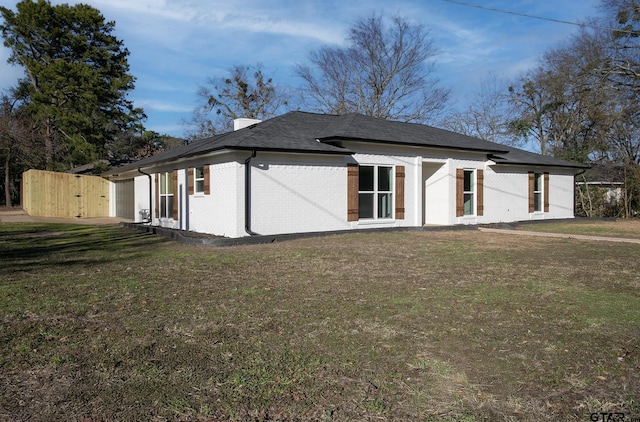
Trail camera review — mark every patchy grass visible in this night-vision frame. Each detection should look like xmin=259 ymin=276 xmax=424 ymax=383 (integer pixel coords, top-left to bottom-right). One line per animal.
xmin=0 ymin=222 xmax=639 ymax=421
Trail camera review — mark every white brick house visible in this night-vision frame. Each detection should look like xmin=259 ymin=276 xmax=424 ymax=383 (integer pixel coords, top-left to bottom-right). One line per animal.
xmin=103 ymin=111 xmax=586 ymax=238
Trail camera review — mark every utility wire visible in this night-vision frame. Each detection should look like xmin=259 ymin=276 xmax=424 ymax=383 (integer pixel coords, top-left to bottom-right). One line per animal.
xmin=443 ymin=0 xmax=640 ymax=36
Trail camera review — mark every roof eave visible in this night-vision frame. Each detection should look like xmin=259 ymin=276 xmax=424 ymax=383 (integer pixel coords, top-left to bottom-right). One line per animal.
xmin=228 ymin=146 xmax=354 ymax=155
xmin=320 ymin=136 xmax=508 ymax=155
xmin=104 ymin=146 xmax=354 ymax=177
xmin=489 ymin=159 xmax=590 ymax=169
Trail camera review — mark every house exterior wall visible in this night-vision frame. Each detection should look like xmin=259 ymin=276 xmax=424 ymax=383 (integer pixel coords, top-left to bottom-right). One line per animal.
xmin=238 ymin=146 xmax=579 ymax=238
xmin=187 ymin=160 xmax=244 ymax=238
xmin=482 ymin=166 xmax=528 ymax=223
xmin=422 ymin=160 xmax=449 ymax=225
xmin=135 ymin=152 xmax=248 ymax=238
xmin=249 ymin=153 xmax=349 ymax=236
xmin=548 ymin=171 xmax=576 ymax=218
xmin=134 ymin=175 xmax=151 ymax=222
xmin=482 ymin=166 xmax=576 ymax=223
xmin=108 ymin=181 xmax=116 ymax=217
xmin=113 ymin=145 xmax=579 ymax=238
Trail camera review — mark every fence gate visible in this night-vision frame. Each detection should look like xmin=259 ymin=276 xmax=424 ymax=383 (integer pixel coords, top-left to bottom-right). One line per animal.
xmin=22 ymin=169 xmax=110 ymax=218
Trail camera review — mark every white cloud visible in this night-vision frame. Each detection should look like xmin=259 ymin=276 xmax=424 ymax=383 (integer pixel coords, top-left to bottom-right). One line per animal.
xmin=136 ymin=99 xmax=193 ymax=113
xmin=77 ymin=0 xmax=346 ymax=47
xmin=201 ymin=14 xmax=344 ymax=45
xmin=75 ymin=0 xmax=196 ymax=22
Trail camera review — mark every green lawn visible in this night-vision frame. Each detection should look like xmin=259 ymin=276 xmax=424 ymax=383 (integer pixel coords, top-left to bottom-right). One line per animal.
xmin=1 ymin=222 xmax=639 ymax=421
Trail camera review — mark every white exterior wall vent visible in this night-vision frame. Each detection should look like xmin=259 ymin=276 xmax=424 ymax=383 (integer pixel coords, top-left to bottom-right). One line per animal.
xmin=234 ymin=118 xmax=262 ymax=131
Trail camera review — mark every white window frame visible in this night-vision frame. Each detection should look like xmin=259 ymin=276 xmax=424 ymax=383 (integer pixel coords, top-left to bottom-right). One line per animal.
xmin=463 ymin=169 xmax=475 ymax=216
xmin=159 ymin=172 xmax=174 ymax=219
xmin=358 ymin=165 xmax=394 ymax=220
xmin=194 ymin=166 xmax=205 ymax=194
xmin=533 ymin=172 xmax=543 ymax=212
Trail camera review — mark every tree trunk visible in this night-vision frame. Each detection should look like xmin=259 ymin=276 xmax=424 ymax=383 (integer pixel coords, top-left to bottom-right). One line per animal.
xmin=4 ymin=153 xmax=11 ymax=207
xmin=45 ymin=119 xmax=54 ymax=168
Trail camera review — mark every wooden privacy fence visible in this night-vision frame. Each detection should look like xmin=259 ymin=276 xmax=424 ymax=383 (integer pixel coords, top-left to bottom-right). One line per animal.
xmin=22 ymin=169 xmax=110 ymax=218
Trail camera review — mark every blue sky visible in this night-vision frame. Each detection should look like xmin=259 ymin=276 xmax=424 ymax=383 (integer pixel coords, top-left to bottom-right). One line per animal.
xmin=0 ymin=0 xmax=602 ymax=138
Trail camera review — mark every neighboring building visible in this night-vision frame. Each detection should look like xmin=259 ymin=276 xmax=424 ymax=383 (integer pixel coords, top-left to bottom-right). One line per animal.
xmin=575 ymin=163 xmax=625 ymax=217
xmin=576 ymin=163 xmax=625 ymax=201
xmin=102 ymin=111 xmax=587 ymax=238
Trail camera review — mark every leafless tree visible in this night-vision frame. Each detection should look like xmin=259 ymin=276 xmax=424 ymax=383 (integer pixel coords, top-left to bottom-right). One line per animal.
xmin=442 ymin=74 xmax=523 ymax=147
xmin=600 ymin=0 xmax=640 ymax=92
xmin=508 ymin=25 xmax=616 ymax=162
xmin=507 ymin=71 xmax=556 ymax=156
xmin=186 ymin=64 xmax=289 ymax=140
xmin=296 ymin=14 xmax=450 ymax=124
xmin=0 ymin=91 xmax=41 ymax=206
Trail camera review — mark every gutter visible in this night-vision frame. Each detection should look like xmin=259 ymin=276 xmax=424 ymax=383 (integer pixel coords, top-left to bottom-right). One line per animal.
xmin=244 ymin=150 xmax=260 ymax=236
xmin=575 ymin=168 xmax=588 ymax=178
xmin=184 ymin=166 xmax=189 ymax=232
xmin=137 ymin=167 xmax=152 ymax=223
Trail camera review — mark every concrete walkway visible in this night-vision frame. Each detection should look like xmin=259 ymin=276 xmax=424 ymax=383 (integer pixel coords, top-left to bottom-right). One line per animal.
xmin=0 ymin=208 xmax=131 ymax=225
xmin=479 ymin=227 xmax=640 ymax=245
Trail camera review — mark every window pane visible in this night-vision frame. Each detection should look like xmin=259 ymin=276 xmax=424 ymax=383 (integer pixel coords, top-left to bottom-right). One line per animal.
xmin=359 ymin=193 xmax=374 ymax=218
xmin=160 ymin=197 xmax=167 ymax=218
xmin=464 ymin=170 xmax=473 ymax=192
xmin=166 ymin=176 xmax=174 ymax=194
xmin=378 ymin=166 xmax=392 ymax=191
xmin=464 ymin=193 xmax=474 ymax=215
xmin=167 ymin=196 xmax=174 ymax=218
xmin=359 ymin=166 xmax=374 ymax=191
xmin=534 ymin=192 xmax=542 ymax=212
xmin=378 ymin=193 xmax=393 ymax=218
xmin=195 ymin=180 xmax=205 ymax=192
xmin=534 ymin=173 xmax=542 ymax=191
xmin=160 ymin=173 xmax=167 ymax=194
xmin=195 ymin=167 xmax=204 ymax=179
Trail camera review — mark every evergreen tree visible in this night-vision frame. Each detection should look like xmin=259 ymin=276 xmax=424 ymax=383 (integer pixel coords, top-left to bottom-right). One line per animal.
xmin=0 ymin=0 xmax=145 ymax=169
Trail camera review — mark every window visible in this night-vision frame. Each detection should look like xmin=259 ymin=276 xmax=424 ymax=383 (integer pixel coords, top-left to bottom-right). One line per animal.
xmin=533 ymin=172 xmax=543 ymax=212
xmin=347 ymin=164 xmax=404 ymax=222
xmin=188 ymin=165 xmax=210 ymax=195
xmin=358 ymin=165 xmax=394 ymax=219
xmin=456 ymin=168 xmax=483 ymax=217
xmin=528 ymin=171 xmax=549 ymax=213
xmin=463 ymin=170 xmax=474 ymax=216
xmin=159 ymin=172 xmax=174 ymax=218
xmin=194 ymin=167 xmax=205 ymax=194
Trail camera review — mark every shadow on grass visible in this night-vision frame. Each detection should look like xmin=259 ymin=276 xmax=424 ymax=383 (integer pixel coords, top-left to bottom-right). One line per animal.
xmin=0 ymin=223 xmax=168 ymax=273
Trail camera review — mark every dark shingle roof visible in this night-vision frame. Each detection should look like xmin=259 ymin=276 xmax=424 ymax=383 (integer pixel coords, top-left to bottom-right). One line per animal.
xmin=105 ymin=111 xmax=586 ymax=175
xmin=317 ymin=113 xmax=509 ymax=153
xmin=488 ymin=145 xmax=588 ymax=169
xmin=580 ymin=163 xmax=624 ymax=182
